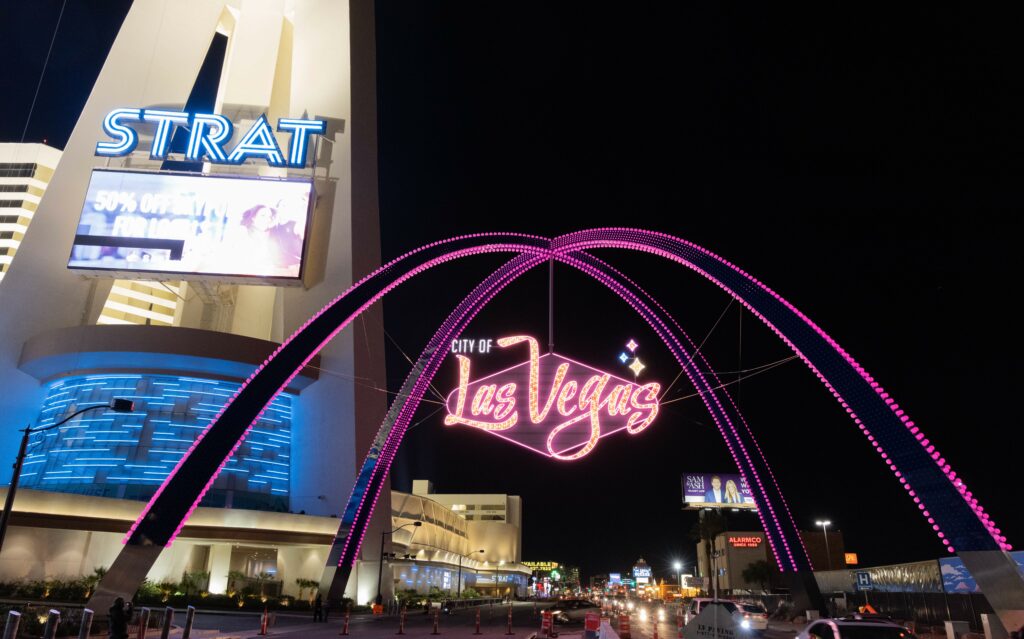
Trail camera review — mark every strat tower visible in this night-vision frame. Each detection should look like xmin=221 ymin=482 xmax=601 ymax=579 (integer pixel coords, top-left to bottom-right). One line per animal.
xmin=0 ymin=0 xmax=390 ymax=603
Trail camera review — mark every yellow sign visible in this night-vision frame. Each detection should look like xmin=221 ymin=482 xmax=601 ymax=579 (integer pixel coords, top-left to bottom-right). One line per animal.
xmin=844 ymin=553 xmax=859 ymax=565
xmin=523 ymin=561 xmax=559 ymax=571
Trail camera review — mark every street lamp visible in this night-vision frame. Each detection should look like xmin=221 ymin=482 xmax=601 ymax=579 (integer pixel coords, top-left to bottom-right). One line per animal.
xmin=376 ymin=521 xmax=422 ymax=604
xmin=0 ymin=398 xmax=135 ymax=554
xmin=673 ymin=561 xmax=682 ymax=591
xmin=815 ymin=520 xmax=833 ymax=571
xmin=457 ymin=549 xmax=485 ymax=599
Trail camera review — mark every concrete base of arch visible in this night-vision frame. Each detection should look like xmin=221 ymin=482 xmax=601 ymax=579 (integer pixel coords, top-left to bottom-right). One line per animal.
xmin=86 ymin=543 xmax=165 ymax=616
xmin=958 ymin=551 xmax=1024 ymax=632
xmin=786 ymin=572 xmax=827 ymax=618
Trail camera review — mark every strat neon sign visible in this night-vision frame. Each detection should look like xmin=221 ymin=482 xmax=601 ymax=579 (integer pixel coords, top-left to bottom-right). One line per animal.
xmin=444 ymin=335 xmax=661 ymax=460
xmin=95 ymin=108 xmax=326 ymax=167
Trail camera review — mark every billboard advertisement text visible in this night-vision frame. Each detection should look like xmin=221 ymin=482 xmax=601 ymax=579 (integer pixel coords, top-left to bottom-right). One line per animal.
xmin=682 ymin=473 xmax=757 ymax=509
xmin=68 ymin=169 xmax=313 ymax=280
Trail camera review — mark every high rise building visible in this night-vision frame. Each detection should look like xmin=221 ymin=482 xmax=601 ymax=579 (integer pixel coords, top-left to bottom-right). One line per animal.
xmin=0 ymin=0 xmax=388 ymax=604
xmin=0 ymin=144 xmax=62 ymax=284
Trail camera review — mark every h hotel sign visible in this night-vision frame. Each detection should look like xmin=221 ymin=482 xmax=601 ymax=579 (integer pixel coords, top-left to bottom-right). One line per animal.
xmin=444 ymin=335 xmax=661 ymax=460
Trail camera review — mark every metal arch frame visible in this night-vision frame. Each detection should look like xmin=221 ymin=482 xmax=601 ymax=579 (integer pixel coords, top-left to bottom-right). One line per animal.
xmin=88 ymin=229 xmax=1012 ymax=615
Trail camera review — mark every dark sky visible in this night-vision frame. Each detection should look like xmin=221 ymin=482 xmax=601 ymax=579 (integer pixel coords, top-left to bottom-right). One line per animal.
xmin=3 ymin=2 xmax=1022 ymax=582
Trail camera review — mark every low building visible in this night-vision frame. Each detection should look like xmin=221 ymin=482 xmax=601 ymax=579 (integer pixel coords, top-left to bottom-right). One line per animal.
xmin=696 ymin=529 xmax=846 ymax=594
xmin=0 ymin=481 xmax=529 ymax=602
xmin=0 ymin=143 xmax=62 ymax=285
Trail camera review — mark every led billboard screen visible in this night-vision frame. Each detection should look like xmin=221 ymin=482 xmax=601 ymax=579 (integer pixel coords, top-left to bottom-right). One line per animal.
xmin=68 ymin=169 xmax=313 ymax=280
xmin=681 ymin=473 xmax=757 ymax=509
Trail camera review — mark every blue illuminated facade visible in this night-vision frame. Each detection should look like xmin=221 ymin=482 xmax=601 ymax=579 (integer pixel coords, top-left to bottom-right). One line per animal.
xmin=21 ymin=374 xmax=291 ymax=512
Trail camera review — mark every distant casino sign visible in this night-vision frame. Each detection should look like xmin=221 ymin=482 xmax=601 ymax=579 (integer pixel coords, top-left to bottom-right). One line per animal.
xmin=523 ymin=561 xmax=559 ymax=571
xmin=95 ymin=108 xmax=326 ymax=168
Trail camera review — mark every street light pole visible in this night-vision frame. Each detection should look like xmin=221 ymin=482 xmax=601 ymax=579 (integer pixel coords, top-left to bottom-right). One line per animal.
xmin=815 ymin=520 xmax=833 ymax=571
xmin=376 ymin=521 xmax=422 ymax=604
xmin=0 ymin=399 xmax=134 ymax=555
xmin=673 ymin=561 xmax=682 ymax=592
xmin=456 ymin=549 xmax=485 ymax=599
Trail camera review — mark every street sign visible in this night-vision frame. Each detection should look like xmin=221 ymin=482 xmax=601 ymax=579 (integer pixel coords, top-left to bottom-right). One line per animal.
xmin=854 ymin=571 xmax=873 ymax=591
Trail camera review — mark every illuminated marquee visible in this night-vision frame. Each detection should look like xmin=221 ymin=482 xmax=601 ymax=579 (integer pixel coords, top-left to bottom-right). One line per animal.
xmin=444 ymin=335 xmax=661 ymax=461
xmin=728 ymin=535 xmax=763 ymax=549
xmin=95 ymin=108 xmax=326 ymax=168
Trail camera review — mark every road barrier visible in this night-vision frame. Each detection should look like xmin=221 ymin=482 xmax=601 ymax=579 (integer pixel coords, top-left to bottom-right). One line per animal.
xmin=585 ymin=612 xmax=601 ymax=639
xmin=541 ymin=611 xmax=553 ymax=638
xmin=506 ymin=605 xmax=514 ymax=636
xmin=2 ymin=611 xmax=21 ymax=639
xmin=182 ymin=606 xmax=196 ymax=639
xmin=77 ymin=609 xmax=94 ymax=639
xmin=618 ymin=614 xmax=630 ymax=639
xmin=42 ymin=610 xmax=61 ymax=639
xmin=137 ymin=608 xmax=151 ymax=639
xmin=160 ymin=607 xmax=173 ymax=639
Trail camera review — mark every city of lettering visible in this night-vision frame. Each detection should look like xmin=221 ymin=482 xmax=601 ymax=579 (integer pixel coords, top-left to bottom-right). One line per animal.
xmin=444 ymin=335 xmax=661 ymax=460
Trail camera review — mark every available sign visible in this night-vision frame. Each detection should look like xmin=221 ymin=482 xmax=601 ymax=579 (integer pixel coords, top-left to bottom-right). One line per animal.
xmin=523 ymin=561 xmax=560 ymax=571
xmin=845 ymin=553 xmax=859 ymax=565
xmin=445 ymin=336 xmax=661 ymax=460
xmin=728 ymin=535 xmax=763 ymax=549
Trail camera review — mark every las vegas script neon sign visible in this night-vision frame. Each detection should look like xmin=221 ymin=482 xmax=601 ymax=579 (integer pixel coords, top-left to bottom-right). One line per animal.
xmin=444 ymin=335 xmax=661 ymax=460
xmin=95 ymin=108 xmax=326 ymax=168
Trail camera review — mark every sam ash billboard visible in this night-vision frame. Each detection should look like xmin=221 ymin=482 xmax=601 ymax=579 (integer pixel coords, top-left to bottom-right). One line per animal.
xmin=682 ymin=473 xmax=757 ymax=510
xmin=68 ymin=169 xmax=313 ymax=280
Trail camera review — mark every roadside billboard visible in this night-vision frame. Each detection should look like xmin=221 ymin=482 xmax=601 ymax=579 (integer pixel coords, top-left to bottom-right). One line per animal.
xmin=681 ymin=473 xmax=757 ymax=509
xmin=68 ymin=169 xmax=313 ymax=282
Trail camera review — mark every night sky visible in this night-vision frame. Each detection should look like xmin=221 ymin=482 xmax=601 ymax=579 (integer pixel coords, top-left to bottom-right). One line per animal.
xmin=3 ymin=2 xmax=1022 ymax=583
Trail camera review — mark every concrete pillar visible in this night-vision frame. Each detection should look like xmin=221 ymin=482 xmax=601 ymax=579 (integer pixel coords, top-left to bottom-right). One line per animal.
xmin=208 ymin=544 xmax=232 ymax=594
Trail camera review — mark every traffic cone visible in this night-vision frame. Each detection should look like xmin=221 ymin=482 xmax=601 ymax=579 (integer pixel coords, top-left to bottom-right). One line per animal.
xmin=259 ymin=608 xmax=269 ymax=636
xmin=397 ymin=607 xmax=406 ymax=635
xmin=431 ymin=608 xmax=440 ymax=635
xmin=505 ymin=604 xmax=514 ymax=636
xmin=652 ymin=617 xmax=658 ymax=639
xmin=340 ymin=611 xmax=350 ymax=636
xmin=474 ymin=609 xmax=482 ymax=635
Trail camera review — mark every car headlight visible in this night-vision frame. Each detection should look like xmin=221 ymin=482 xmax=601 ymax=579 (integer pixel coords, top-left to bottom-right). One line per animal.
xmin=658 ymin=610 xmax=665 ymax=622
xmin=740 ymin=620 xmax=751 ymax=630
xmin=628 ymin=602 xmax=635 ymax=610
xmin=639 ymin=609 xmax=648 ymax=622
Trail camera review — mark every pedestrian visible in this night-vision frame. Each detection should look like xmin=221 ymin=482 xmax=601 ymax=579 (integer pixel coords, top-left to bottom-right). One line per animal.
xmin=109 ymin=597 xmax=129 ymax=639
xmin=314 ymin=593 xmax=323 ymax=622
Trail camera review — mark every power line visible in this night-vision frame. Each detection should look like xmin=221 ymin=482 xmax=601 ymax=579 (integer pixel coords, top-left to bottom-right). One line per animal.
xmin=21 ymin=0 xmax=68 ymax=143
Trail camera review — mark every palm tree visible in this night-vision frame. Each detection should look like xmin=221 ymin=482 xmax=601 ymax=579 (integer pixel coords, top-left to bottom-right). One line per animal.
xmin=741 ymin=560 xmax=772 ymax=593
xmin=296 ymin=578 xmax=319 ymax=603
xmin=689 ymin=510 xmax=726 ymax=595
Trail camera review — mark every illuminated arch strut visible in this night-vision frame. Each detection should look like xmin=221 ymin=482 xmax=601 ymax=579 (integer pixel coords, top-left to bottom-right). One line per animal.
xmin=89 ymin=230 xmax=1006 ymax=610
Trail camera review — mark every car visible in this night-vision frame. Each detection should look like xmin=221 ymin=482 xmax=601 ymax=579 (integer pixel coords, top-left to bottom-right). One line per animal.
xmin=548 ymin=599 xmax=601 ymax=624
xmin=684 ymin=598 xmax=735 ymax=624
xmin=797 ymin=617 xmax=917 ymax=639
xmin=684 ymin=599 xmax=766 ymax=634
xmin=735 ymin=603 xmax=769 ymax=632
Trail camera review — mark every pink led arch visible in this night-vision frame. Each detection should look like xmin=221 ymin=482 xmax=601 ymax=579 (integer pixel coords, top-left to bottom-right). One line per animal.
xmin=96 ymin=229 xmax=1003 ymax=612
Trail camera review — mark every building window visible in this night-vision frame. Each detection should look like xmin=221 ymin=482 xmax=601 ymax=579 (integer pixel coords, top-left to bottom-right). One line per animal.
xmin=0 ymin=216 xmax=19 ymax=224
xmin=22 ymin=374 xmax=294 ymax=512
xmin=0 ymin=201 xmax=24 ymax=208
xmin=0 ymin=163 xmax=37 ymax=178
xmin=0 ymin=184 xmax=28 ymax=193
xmin=0 ymin=232 xmax=13 ymax=239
